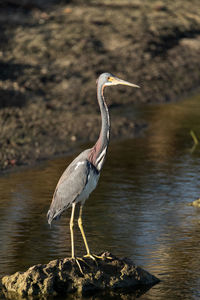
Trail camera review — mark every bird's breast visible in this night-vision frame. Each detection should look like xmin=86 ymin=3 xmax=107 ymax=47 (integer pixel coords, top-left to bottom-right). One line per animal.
xmin=75 ymin=168 xmax=100 ymax=204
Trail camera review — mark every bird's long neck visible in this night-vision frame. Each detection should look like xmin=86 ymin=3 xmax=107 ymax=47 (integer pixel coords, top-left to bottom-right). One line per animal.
xmin=89 ymin=82 xmax=110 ymax=171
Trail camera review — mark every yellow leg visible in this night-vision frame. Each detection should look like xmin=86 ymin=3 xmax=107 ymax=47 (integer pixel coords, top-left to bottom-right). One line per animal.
xmin=70 ymin=203 xmax=76 ymax=258
xmin=78 ymin=205 xmax=112 ymax=262
xmin=70 ymin=203 xmax=85 ymax=274
xmin=78 ymin=205 xmax=92 ymax=256
xmin=78 ymin=205 xmax=97 ymax=262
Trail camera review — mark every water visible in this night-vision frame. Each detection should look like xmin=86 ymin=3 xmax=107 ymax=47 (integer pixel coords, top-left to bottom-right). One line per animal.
xmin=0 ymin=94 xmax=200 ymax=299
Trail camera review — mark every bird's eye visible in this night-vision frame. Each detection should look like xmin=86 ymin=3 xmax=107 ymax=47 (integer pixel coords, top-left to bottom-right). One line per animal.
xmin=108 ymin=77 xmax=113 ymax=82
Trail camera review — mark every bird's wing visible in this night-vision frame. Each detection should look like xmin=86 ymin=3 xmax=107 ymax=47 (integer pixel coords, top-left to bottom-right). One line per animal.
xmin=47 ymin=159 xmax=90 ymax=224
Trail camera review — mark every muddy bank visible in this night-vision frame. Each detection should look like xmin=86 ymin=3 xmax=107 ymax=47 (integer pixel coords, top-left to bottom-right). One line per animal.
xmin=0 ymin=0 xmax=200 ymax=170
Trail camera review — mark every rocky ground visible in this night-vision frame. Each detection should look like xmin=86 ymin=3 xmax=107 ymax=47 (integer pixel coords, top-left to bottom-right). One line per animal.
xmin=2 ymin=252 xmax=159 ymax=298
xmin=189 ymin=198 xmax=200 ymax=208
xmin=1 ymin=0 xmax=200 ymax=170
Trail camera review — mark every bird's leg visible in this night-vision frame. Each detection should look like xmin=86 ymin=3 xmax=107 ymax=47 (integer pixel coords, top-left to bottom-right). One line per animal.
xmin=78 ymin=205 xmax=96 ymax=262
xmin=70 ymin=203 xmax=84 ymax=274
xmin=70 ymin=203 xmax=76 ymax=259
xmin=78 ymin=205 xmax=112 ymax=261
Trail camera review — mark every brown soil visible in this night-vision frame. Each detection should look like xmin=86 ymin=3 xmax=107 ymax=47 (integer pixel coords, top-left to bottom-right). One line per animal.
xmin=1 ymin=0 xmax=200 ymax=170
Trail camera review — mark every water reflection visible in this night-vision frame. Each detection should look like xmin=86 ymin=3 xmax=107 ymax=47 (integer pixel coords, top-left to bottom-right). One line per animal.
xmin=2 ymin=287 xmax=152 ymax=300
xmin=0 ymin=95 xmax=200 ymax=299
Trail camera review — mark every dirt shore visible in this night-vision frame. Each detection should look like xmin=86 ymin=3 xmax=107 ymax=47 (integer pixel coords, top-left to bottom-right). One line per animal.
xmin=0 ymin=0 xmax=200 ymax=170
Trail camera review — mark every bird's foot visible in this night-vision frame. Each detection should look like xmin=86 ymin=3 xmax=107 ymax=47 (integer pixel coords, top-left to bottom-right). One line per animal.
xmin=72 ymin=253 xmax=112 ymax=274
xmin=83 ymin=253 xmax=96 ymax=261
xmin=83 ymin=253 xmax=113 ymax=264
xmin=72 ymin=257 xmax=90 ymax=275
xmin=83 ymin=253 xmax=98 ymax=266
xmin=92 ymin=253 xmax=113 ymax=260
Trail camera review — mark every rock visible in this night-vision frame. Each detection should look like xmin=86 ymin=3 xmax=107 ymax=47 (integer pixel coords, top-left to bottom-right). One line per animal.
xmin=2 ymin=252 xmax=159 ymax=297
xmin=189 ymin=198 xmax=200 ymax=208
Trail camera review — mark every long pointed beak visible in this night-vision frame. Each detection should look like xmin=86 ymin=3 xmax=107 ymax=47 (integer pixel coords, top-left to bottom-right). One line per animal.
xmin=113 ymin=77 xmax=140 ymax=88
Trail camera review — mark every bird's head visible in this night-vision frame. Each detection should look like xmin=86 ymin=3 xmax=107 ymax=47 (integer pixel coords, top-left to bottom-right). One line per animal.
xmin=97 ymin=72 xmax=140 ymax=89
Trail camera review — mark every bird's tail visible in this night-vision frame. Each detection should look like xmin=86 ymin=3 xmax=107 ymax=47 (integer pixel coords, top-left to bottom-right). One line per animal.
xmin=47 ymin=209 xmax=53 ymax=227
xmin=47 ymin=208 xmax=62 ymax=227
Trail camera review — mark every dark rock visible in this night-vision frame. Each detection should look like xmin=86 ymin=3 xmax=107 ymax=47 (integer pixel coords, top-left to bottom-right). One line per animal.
xmin=1 ymin=252 xmax=160 ymax=297
xmin=189 ymin=198 xmax=200 ymax=208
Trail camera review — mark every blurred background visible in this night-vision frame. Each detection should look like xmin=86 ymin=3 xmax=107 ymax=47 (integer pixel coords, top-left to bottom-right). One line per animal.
xmin=0 ymin=1 xmax=200 ymax=299
xmin=0 ymin=0 xmax=200 ymax=170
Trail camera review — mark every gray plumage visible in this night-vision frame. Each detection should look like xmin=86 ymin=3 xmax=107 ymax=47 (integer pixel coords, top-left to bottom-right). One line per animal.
xmin=47 ymin=149 xmax=99 ymax=225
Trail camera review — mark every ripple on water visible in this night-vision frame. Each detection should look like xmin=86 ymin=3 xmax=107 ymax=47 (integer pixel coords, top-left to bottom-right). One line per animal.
xmin=1 ymin=95 xmax=200 ymax=299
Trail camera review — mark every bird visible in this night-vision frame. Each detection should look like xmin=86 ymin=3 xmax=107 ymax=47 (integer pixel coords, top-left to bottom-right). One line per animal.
xmin=47 ymin=73 xmax=139 ymax=265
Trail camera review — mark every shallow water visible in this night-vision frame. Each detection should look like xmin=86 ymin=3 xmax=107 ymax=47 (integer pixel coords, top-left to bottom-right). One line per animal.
xmin=0 ymin=94 xmax=200 ymax=299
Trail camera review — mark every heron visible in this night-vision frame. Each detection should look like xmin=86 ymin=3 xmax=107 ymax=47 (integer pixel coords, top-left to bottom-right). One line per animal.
xmin=47 ymin=73 xmax=139 ymax=269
